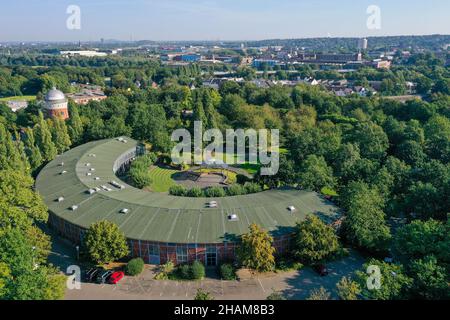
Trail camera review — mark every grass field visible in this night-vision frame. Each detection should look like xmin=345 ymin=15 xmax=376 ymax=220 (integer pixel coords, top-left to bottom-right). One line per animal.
xmin=148 ymin=166 xmax=178 ymax=192
xmin=0 ymin=95 xmax=36 ymax=102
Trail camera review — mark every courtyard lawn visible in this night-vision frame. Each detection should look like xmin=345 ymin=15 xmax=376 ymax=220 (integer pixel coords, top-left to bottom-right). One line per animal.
xmin=0 ymin=95 xmax=36 ymax=102
xmin=148 ymin=166 xmax=178 ymax=192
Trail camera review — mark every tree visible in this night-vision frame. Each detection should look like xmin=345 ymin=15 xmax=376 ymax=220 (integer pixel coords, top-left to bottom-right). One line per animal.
xmin=0 ymin=228 xmax=65 ymax=300
xmin=293 ymin=215 xmax=339 ymax=264
xmin=48 ymin=117 xmax=71 ymax=153
xmin=297 ymin=155 xmax=335 ymax=192
xmin=346 ymin=122 xmax=389 ymax=160
xmin=194 ymin=288 xmax=214 ymax=300
xmin=336 ymin=276 xmax=361 ymax=300
xmin=409 ymin=256 xmax=449 ymax=300
xmin=67 ymin=101 xmax=84 ymax=145
xmin=340 ymin=181 xmax=391 ymax=253
xmin=307 ymin=287 xmax=331 ymax=300
xmin=0 ymin=123 xmax=28 ymax=172
xmin=394 ymin=219 xmax=449 ymax=263
xmin=356 ymin=259 xmax=412 ymax=300
xmin=23 ymin=127 xmax=43 ymax=171
xmin=238 ymin=223 xmax=276 ymax=272
xmin=34 ymin=111 xmax=57 ymax=161
xmin=84 ymin=220 xmax=129 ymax=264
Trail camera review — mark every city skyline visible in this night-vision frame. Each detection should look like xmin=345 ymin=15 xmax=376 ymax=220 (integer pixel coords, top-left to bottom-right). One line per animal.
xmin=1 ymin=0 xmax=450 ymax=42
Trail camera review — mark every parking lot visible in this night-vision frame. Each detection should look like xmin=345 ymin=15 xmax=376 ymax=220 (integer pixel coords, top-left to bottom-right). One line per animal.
xmin=65 ymin=251 xmax=365 ymax=300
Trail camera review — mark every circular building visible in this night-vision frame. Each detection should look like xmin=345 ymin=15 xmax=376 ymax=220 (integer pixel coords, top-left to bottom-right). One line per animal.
xmin=36 ymin=137 xmax=341 ymax=266
xmin=44 ymin=87 xmax=69 ymax=120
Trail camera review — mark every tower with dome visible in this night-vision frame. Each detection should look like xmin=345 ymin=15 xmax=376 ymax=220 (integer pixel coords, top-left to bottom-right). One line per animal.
xmin=43 ymin=87 xmax=69 ymax=120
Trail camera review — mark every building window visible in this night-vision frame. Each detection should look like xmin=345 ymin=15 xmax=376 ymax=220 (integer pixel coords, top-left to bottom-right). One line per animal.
xmin=206 ymin=246 xmax=217 ymax=266
xmin=176 ymin=246 xmax=188 ymax=263
xmin=148 ymin=244 xmax=160 ymax=256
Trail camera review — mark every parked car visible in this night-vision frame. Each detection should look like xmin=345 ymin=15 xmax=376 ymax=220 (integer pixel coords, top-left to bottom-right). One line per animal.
xmin=314 ymin=264 xmax=329 ymax=276
xmin=85 ymin=268 xmax=102 ymax=282
xmin=96 ymin=270 xmax=113 ymax=284
xmin=108 ymin=271 xmax=125 ymax=284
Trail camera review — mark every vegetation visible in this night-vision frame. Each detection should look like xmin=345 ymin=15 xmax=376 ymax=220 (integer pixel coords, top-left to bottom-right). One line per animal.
xmin=238 ymin=224 xmax=276 ymax=272
xmin=125 ymin=258 xmax=145 ymax=276
xmin=194 ymin=288 xmax=214 ymax=300
xmin=293 ymin=215 xmax=340 ymax=264
xmin=307 ymin=287 xmax=331 ymax=300
xmin=336 ymin=276 xmax=361 ymax=300
xmin=219 ymin=263 xmax=237 ymax=280
xmin=84 ymin=220 xmax=129 ymax=265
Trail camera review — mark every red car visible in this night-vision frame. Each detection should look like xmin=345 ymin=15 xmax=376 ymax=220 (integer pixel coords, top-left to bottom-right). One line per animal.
xmin=108 ymin=271 xmax=124 ymax=284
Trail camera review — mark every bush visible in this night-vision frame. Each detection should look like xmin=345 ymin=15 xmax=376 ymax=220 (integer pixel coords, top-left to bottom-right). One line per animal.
xmin=191 ymin=261 xmax=205 ymax=280
xmin=154 ymin=260 xmax=175 ymax=280
xmin=205 ymin=186 xmax=226 ymax=197
xmin=194 ymin=288 xmax=214 ymax=300
xmin=169 ymin=184 xmax=187 ymax=196
xmin=220 ymin=263 xmax=236 ymax=280
xmin=125 ymin=258 xmax=145 ymax=276
xmin=275 ymin=258 xmax=303 ymax=272
xmin=129 ymin=167 xmax=153 ymax=189
xmin=178 ymin=264 xmax=192 ymax=279
xmin=244 ymin=182 xmax=262 ymax=194
xmin=227 ymin=184 xmax=246 ymax=196
xmin=187 ymin=187 xmax=204 ymax=197
xmin=236 ymin=174 xmax=250 ymax=185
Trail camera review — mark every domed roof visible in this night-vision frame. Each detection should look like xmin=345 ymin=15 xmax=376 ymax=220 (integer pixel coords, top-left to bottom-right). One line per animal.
xmin=45 ymin=87 xmax=66 ymax=101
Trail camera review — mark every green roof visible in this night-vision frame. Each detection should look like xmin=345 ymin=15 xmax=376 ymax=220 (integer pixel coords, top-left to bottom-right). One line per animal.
xmin=36 ymin=137 xmax=341 ymax=243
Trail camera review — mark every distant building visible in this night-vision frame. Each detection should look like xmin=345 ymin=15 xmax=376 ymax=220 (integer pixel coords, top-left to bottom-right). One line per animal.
xmin=44 ymin=87 xmax=69 ymax=120
xmin=60 ymin=50 xmax=108 ymax=57
xmin=4 ymin=100 xmax=28 ymax=112
xmin=371 ymin=59 xmax=391 ymax=69
xmin=252 ymin=59 xmax=277 ymax=68
xmin=67 ymin=85 xmax=107 ymax=105
xmin=358 ymin=38 xmax=368 ymax=50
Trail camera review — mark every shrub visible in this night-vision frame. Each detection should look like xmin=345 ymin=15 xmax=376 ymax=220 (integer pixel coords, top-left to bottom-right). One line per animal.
xmin=129 ymin=167 xmax=153 ymax=189
xmin=154 ymin=261 xmax=175 ymax=280
xmin=187 ymin=187 xmax=204 ymax=197
xmin=236 ymin=174 xmax=250 ymax=184
xmin=178 ymin=264 xmax=191 ymax=279
xmin=267 ymin=291 xmax=287 ymax=300
xmin=194 ymin=288 xmax=214 ymax=300
xmin=227 ymin=184 xmax=246 ymax=196
xmin=125 ymin=258 xmax=145 ymax=276
xmin=169 ymin=184 xmax=187 ymax=196
xmin=244 ymin=182 xmax=262 ymax=194
xmin=191 ymin=261 xmax=205 ymax=280
xmin=205 ymin=186 xmax=226 ymax=197
xmin=220 ymin=263 xmax=236 ymax=280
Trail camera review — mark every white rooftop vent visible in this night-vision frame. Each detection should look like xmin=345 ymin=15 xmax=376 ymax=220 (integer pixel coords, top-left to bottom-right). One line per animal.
xmin=287 ymin=206 xmax=296 ymax=212
xmin=94 ymin=187 xmax=101 ymax=192
xmin=86 ymin=189 xmax=96 ymax=195
xmin=60 ymin=170 xmax=67 ymax=175
xmin=90 ymin=168 xmax=95 ymax=171
xmin=59 ymin=162 xmax=64 ymax=166
xmin=70 ymin=205 xmax=78 ymax=211
xmin=85 ymin=163 xmax=91 ymax=167
xmin=86 ymin=172 xmax=92 ymax=176
xmin=88 ymin=153 xmax=96 ymax=157
xmin=57 ymin=196 xmax=64 ymax=202
xmin=94 ymin=177 xmax=100 ymax=180
xmin=122 ymin=139 xmax=128 ymax=143
xmin=120 ymin=208 xmax=129 ymax=214
xmin=228 ymin=214 xmax=238 ymax=221
xmin=117 ymin=137 xmax=124 ymax=142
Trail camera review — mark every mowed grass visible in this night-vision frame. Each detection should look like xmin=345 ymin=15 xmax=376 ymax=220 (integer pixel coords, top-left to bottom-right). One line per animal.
xmin=0 ymin=95 xmax=36 ymax=102
xmin=148 ymin=166 xmax=178 ymax=192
